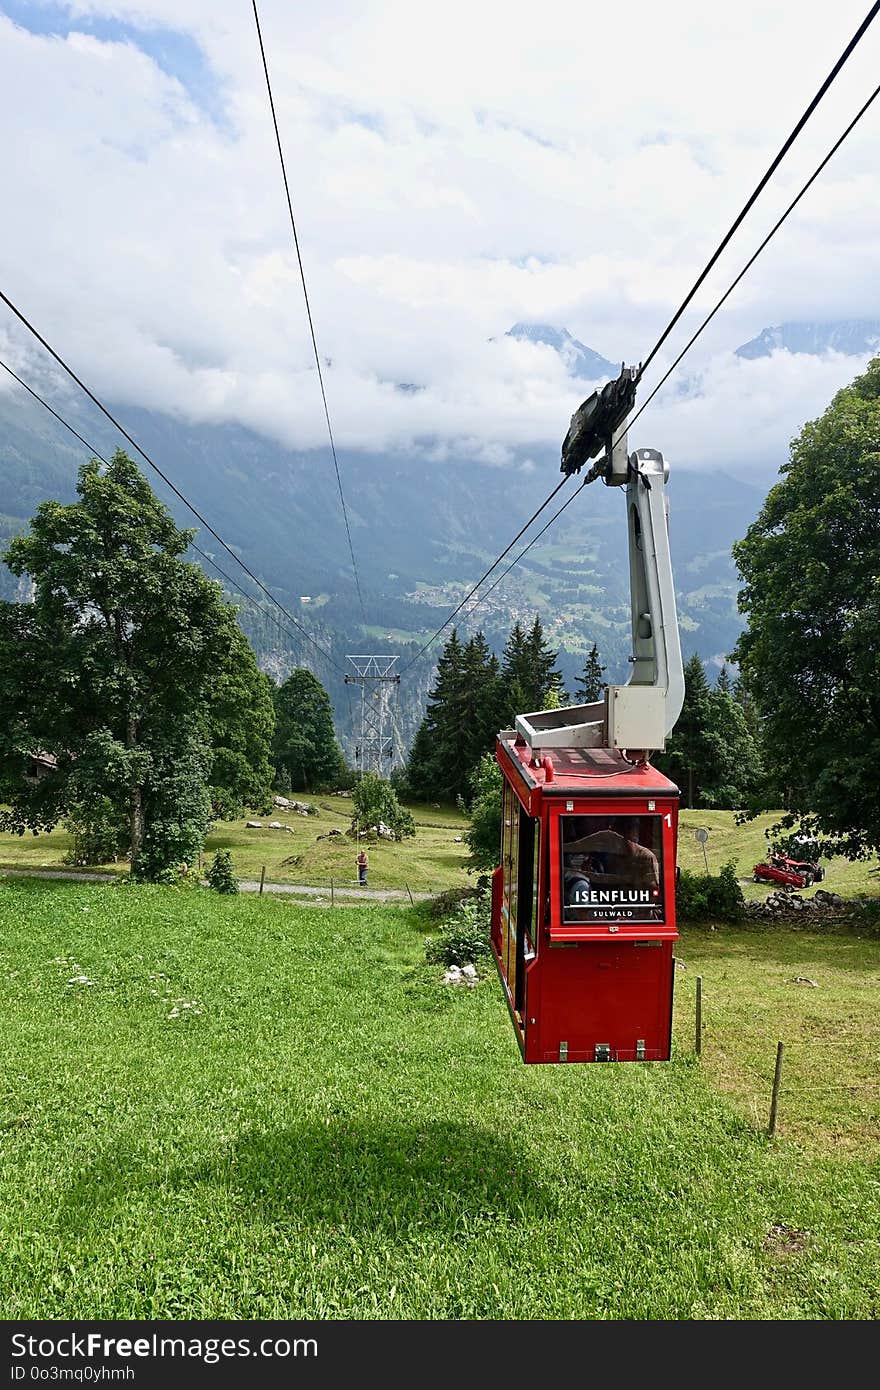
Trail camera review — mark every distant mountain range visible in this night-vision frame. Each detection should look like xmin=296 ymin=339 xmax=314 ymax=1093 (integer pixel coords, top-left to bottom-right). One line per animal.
xmin=506 ymin=323 xmax=620 ymax=380
xmin=735 ymin=320 xmax=880 ymax=360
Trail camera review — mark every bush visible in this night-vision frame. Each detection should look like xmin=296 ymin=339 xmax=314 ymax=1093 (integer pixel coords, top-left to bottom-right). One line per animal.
xmin=464 ymin=754 xmax=502 ymax=872
xmin=351 ymin=773 xmax=415 ymax=841
xmin=63 ymin=796 xmax=127 ymax=866
xmin=209 ymin=785 xmax=244 ymax=822
xmin=425 ymin=893 xmax=491 ymax=968
xmin=152 ymin=862 xmax=201 ymax=888
xmin=205 ymin=849 xmax=239 ymax=895
xmin=676 ymin=860 xmax=744 ymax=922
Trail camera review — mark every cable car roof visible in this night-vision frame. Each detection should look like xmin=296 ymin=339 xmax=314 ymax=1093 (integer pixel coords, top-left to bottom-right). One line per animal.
xmin=497 ymin=732 xmax=680 ymax=799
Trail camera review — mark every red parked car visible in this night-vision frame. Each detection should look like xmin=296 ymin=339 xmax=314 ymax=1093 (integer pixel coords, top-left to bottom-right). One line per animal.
xmin=776 ymin=854 xmax=824 ymax=884
xmin=752 ymin=860 xmax=808 ymax=888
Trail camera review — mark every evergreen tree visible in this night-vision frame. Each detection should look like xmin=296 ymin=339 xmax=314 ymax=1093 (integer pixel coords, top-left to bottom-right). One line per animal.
xmin=655 ymin=655 xmax=724 ymax=808
xmin=500 ymin=620 xmax=529 ymax=724
xmin=523 ymin=615 xmax=563 ymax=711
xmin=574 ymin=643 xmax=606 ymax=702
xmin=459 ymin=632 xmax=504 ymax=772
xmin=500 ymin=617 xmax=562 ymax=723
xmin=656 ymin=655 xmax=761 ymax=809
xmin=273 ymin=668 xmax=343 ymax=792
xmin=716 ymin=663 xmax=733 ymax=695
xmin=407 ymin=627 xmax=509 ymax=803
xmin=706 ymin=680 xmax=763 ymax=809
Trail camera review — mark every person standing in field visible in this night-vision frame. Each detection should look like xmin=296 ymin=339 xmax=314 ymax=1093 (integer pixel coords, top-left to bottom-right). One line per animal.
xmin=357 ymin=848 xmax=368 ymax=887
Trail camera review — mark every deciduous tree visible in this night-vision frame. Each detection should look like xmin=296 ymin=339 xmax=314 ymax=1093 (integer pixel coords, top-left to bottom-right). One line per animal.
xmin=733 ymin=358 xmax=880 ymax=856
xmin=0 ymin=451 xmax=254 ymax=878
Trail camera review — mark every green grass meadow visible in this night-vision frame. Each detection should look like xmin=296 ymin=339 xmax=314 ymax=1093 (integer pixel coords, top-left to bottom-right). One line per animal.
xmin=1 ymin=877 xmax=878 ymax=1319
xmin=0 ymin=796 xmax=471 ymax=894
xmin=3 ymin=804 xmax=877 ymax=902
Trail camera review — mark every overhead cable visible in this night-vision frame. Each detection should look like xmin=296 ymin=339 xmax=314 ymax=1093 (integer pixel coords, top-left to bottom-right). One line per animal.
xmin=399 ymin=9 xmax=880 ymax=665
xmin=398 ymin=474 xmax=571 ymax=672
xmin=440 ymin=75 xmax=880 ymax=623
xmin=620 ymin=78 xmax=880 ymax=440
xmin=0 ymin=354 xmax=343 ymax=672
xmin=638 ymin=0 xmax=880 ymax=378
xmin=251 ymin=0 xmax=366 ymax=622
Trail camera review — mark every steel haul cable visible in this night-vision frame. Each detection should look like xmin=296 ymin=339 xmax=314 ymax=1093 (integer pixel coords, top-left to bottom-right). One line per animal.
xmin=469 ymin=72 xmax=880 ymax=620
xmin=0 ymin=355 xmax=343 ymax=673
xmin=638 ymin=0 xmax=880 ymax=379
xmin=398 ymin=1 xmax=880 ymax=671
xmin=0 ymin=290 xmax=346 ymax=672
xmin=251 ymin=0 xmax=366 ymax=623
xmin=469 ymin=73 xmax=880 ymax=617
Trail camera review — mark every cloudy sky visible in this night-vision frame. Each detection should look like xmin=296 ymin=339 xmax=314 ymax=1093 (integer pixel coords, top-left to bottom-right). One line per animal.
xmin=1 ymin=0 xmax=879 ymax=479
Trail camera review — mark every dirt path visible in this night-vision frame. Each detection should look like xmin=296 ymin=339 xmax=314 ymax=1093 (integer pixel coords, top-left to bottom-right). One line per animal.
xmin=0 ymin=866 xmax=432 ymax=902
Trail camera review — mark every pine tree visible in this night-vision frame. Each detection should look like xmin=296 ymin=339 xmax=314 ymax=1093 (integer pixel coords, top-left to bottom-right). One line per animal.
xmin=706 ymin=679 xmax=763 ymax=808
xmin=459 ymin=632 xmax=504 ymax=774
xmin=716 ymin=663 xmax=733 ymax=695
xmin=656 ymin=655 xmax=762 ymax=809
xmin=406 ymin=628 xmax=467 ymax=801
xmin=523 ymin=615 xmax=563 ymax=711
xmin=500 ymin=620 xmax=529 ymax=724
xmin=654 ymin=655 xmax=723 ymax=807
xmin=574 ymin=643 xmax=606 ymax=702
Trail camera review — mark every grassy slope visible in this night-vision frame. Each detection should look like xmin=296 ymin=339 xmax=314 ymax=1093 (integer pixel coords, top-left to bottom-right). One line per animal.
xmin=2 ymin=804 xmax=878 ymax=907
xmin=0 ymin=797 xmax=471 ymax=893
xmin=677 ymin=810 xmax=880 ymax=900
xmin=1 ymin=878 xmax=877 ymax=1320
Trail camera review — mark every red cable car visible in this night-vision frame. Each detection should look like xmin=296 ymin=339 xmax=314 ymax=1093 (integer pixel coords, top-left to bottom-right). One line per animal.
xmin=490 ymin=381 xmax=685 ymax=1064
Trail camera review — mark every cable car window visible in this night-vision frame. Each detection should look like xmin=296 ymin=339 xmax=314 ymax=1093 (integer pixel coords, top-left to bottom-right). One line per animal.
xmin=501 ymin=782 xmax=513 ymax=899
xmin=530 ymin=820 xmax=540 ymax=951
xmin=560 ymin=815 xmax=664 ymax=923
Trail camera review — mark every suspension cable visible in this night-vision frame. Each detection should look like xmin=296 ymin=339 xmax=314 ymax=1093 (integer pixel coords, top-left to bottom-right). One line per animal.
xmin=0 ymin=354 xmax=343 ymax=672
xmin=0 ymin=287 xmax=348 ymax=670
xmin=397 ymin=6 xmax=880 ymax=673
xmin=437 ymin=76 xmax=880 ymax=626
xmin=638 ymin=0 xmax=880 ymax=379
xmin=251 ymin=0 xmax=366 ymax=622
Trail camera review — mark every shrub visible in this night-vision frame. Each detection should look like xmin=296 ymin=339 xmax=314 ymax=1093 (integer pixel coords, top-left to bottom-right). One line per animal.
xmin=209 ymin=785 xmax=244 ymax=822
xmin=425 ymin=893 xmax=491 ymax=968
xmin=676 ymin=860 xmax=744 ymax=922
xmin=205 ymin=849 xmax=239 ymax=895
xmin=351 ymin=773 xmax=415 ymax=841
xmin=464 ymin=754 xmax=502 ymax=872
xmin=63 ymin=796 xmax=127 ymax=866
xmin=153 ymin=862 xmax=201 ymax=888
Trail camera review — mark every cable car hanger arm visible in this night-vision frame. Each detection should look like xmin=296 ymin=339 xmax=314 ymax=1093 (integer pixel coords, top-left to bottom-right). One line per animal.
xmin=517 ymin=366 xmax=684 ymax=760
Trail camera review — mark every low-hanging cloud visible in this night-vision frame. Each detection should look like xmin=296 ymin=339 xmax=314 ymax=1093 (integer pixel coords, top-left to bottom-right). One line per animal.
xmin=0 ymin=0 xmax=878 ymax=479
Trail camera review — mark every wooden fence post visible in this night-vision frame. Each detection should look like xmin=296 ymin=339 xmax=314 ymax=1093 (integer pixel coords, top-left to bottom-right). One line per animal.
xmin=259 ymin=864 xmax=265 ymax=895
xmin=695 ymin=975 xmax=703 ymax=1056
xmin=768 ymin=1041 xmax=784 ymax=1136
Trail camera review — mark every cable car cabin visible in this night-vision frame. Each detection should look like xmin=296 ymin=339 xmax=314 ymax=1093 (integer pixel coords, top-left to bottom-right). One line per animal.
xmin=491 ymin=733 xmax=679 ymax=1064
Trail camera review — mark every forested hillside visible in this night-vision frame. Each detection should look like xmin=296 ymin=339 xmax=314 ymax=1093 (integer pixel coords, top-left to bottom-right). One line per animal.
xmin=0 ymin=362 xmax=764 ymax=754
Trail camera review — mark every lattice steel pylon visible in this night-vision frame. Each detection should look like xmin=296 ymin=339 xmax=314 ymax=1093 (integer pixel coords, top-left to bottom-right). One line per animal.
xmin=344 ymin=655 xmax=400 ymax=777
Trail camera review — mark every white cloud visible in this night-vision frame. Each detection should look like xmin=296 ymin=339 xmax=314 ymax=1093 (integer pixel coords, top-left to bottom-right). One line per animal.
xmin=0 ymin=0 xmax=879 ymax=476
